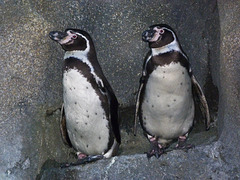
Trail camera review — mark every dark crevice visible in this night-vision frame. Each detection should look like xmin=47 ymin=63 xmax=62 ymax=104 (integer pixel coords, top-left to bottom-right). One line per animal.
xmin=204 ymin=45 xmax=219 ymax=122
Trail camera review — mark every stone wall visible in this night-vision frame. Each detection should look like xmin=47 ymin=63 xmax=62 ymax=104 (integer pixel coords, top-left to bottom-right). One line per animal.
xmin=217 ymin=0 xmax=240 ymax=166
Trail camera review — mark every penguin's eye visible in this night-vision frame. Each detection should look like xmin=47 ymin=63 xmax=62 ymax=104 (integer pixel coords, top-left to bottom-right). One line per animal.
xmin=159 ymin=29 xmax=165 ymax=34
xmin=72 ymin=35 xmax=77 ymax=39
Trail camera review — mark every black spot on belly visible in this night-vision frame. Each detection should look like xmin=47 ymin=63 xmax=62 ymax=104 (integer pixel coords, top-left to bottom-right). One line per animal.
xmin=167 ymin=104 xmax=170 ymax=107
xmin=74 ymin=87 xmax=76 ymax=89
xmin=70 ymin=88 xmax=72 ymax=90
xmin=152 ymin=105 xmax=154 ymax=108
xmin=86 ymin=144 xmax=89 ymax=148
xmin=182 ymin=72 xmax=185 ymax=74
xmin=75 ymin=102 xmax=77 ymax=105
xmin=86 ymin=87 xmax=88 ymax=89
xmin=163 ymin=76 xmax=165 ymax=78
xmin=180 ymin=82 xmax=183 ymax=85
xmin=95 ymin=112 xmax=97 ymax=115
xmin=99 ymin=136 xmax=101 ymax=140
xmin=144 ymin=116 xmax=146 ymax=120
xmin=174 ymin=99 xmax=176 ymax=102
xmin=74 ymin=128 xmax=77 ymax=132
xmin=80 ymin=135 xmax=83 ymax=138
xmin=85 ymin=122 xmax=88 ymax=125
xmin=157 ymin=95 xmax=160 ymax=97
xmin=163 ymin=71 xmax=166 ymax=73
xmin=87 ymin=115 xmax=89 ymax=118
xmin=143 ymin=122 xmax=146 ymax=125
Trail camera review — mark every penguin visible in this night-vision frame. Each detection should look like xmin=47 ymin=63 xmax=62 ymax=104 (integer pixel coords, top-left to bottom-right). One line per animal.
xmin=134 ymin=24 xmax=210 ymax=158
xmin=49 ymin=28 xmax=121 ymax=165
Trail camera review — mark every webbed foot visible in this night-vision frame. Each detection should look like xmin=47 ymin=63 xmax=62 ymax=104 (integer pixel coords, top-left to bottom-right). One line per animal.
xmin=175 ymin=135 xmax=194 ymax=151
xmin=61 ymin=155 xmax=104 ymax=168
xmin=146 ymin=140 xmax=165 ymax=159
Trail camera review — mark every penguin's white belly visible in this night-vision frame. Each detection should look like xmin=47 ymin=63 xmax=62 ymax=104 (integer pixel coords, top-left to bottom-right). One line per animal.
xmin=63 ymin=69 xmax=109 ymax=155
xmin=142 ymin=62 xmax=194 ymax=142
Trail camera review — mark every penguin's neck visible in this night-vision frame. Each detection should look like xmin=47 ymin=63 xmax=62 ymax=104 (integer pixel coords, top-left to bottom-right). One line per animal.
xmin=151 ymin=40 xmax=180 ymax=56
xmin=64 ymin=50 xmax=103 ymax=88
xmin=64 ymin=50 xmax=88 ymax=60
xmin=64 ymin=50 xmax=94 ymax=74
xmin=151 ymin=40 xmax=188 ymax=60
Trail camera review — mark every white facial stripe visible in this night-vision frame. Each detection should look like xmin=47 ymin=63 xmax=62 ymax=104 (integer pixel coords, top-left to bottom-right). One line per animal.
xmin=64 ymin=35 xmax=103 ymax=89
xmin=151 ymin=27 xmax=188 ymax=59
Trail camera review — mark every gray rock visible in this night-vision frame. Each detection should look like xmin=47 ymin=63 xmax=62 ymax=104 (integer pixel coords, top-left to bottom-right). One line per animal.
xmin=217 ymin=0 xmax=240 ymax=166
xmin=40 ymin=142 xmax=240 ymax=180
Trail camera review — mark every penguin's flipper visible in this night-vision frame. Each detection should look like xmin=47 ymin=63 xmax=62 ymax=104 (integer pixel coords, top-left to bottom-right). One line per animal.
xmin=134 ymin=81 xmax=144 ymax=135
xmin=108 ymin=90 xmax=121 ymax=144
xmin=134 ymin=51 xmax=152 ymax=135
xmin=60 ymin=104 xmax=72 ymax=147
xmin=100 ymin=79 xmax=121 ymax=145
xmin=191 ymin=75 xmax=210 ymax=130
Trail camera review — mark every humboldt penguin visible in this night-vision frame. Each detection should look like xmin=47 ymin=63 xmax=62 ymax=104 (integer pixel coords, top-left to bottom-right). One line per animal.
xmin=49 ymin=28 xmax=121 ymax=165
xmin=134 ymin=24 xmax=210 ymax=158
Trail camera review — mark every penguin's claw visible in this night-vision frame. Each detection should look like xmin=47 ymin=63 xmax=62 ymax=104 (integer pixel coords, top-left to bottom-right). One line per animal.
xmin=61 ymin=155 xmax=104 ymax=168
xmin=146 ymin=149 xmax=164 ymax=159
xmin=146 ymin=141 xmax=165 ymax=159
xmin=175 ymin=136 xmax=195 ymax=151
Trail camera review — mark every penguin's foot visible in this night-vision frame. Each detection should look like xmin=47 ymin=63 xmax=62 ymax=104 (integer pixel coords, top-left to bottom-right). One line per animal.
xmin=76 ymin=155 xmax=104 ymax=165
xmin=146 ymin=141 xmax=165 ymax=159
xmin=175 ymin=136 xmax=194 ymax=151
xmin=61 ymin=155 xmax=104 ymax=168
xmin=77 ymin=152 xmax=87 ymax=159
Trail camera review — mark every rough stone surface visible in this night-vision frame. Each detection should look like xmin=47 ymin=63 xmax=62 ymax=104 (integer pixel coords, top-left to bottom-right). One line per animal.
xmin=1 ymin=0 xmax=239 ymax=179
xmin=40 ymin=142 xmax=240 ymax=180
xmin=28 ymin=0 xmax=219 ymax=106
xmin=217 ymin=0 xmax=240 ymax=166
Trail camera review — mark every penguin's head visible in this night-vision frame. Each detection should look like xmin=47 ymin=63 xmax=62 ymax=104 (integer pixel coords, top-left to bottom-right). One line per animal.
xmin=142 ymin=24 xmax=178 ymax=49
xmin=49 ymin=28 xmax=93 ymax=51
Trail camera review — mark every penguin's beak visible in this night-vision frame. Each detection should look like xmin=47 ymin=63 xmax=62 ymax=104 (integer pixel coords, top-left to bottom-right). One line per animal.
xmin=49 ymin=31 xmax=76 ymax=45
xmin=49 ymin=31 xmax=68 ymax=42
xmin=142 ymin=29 xmax=156 ymax=42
